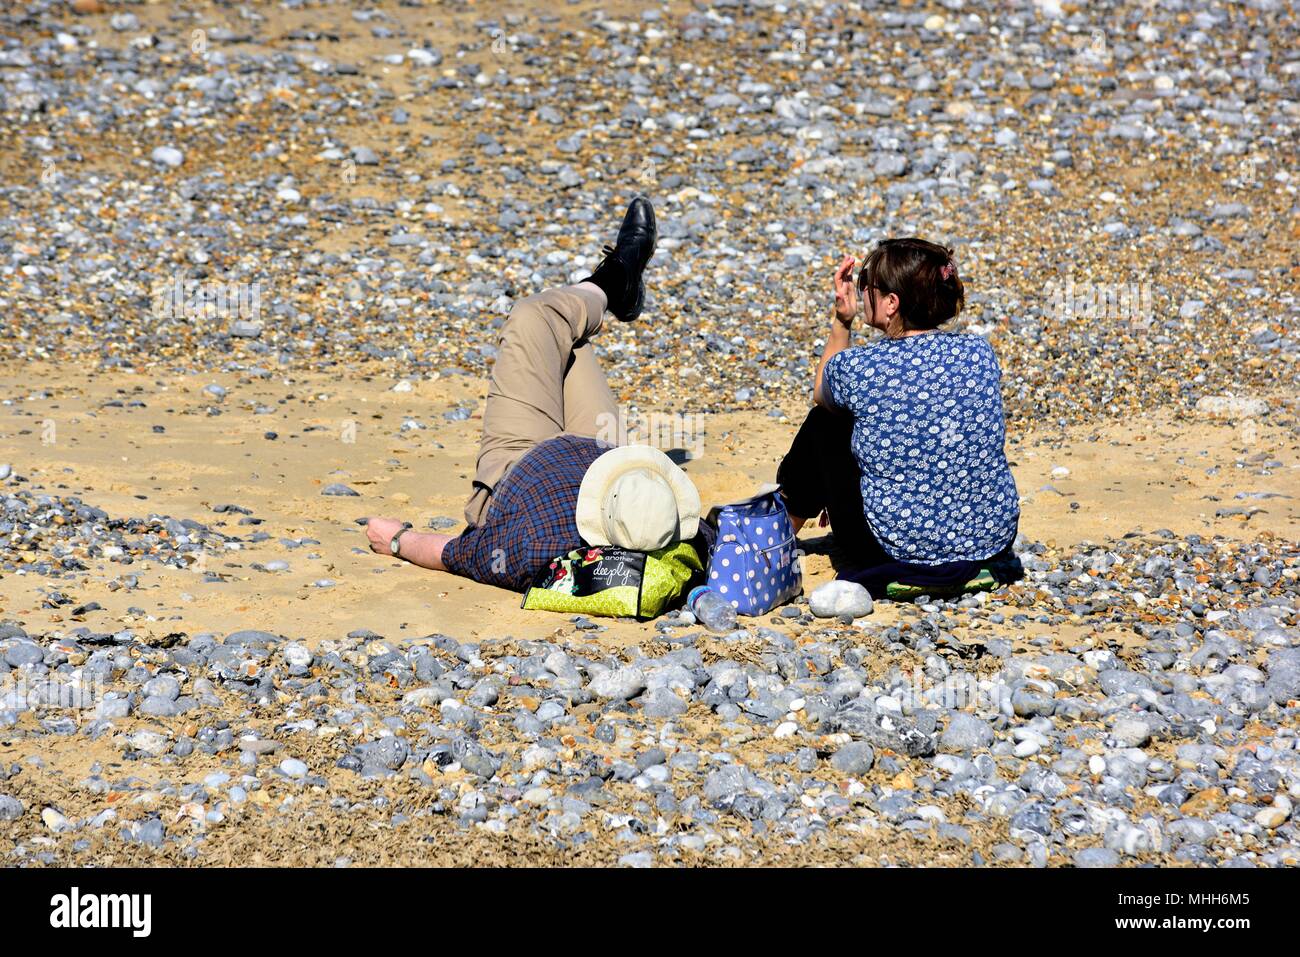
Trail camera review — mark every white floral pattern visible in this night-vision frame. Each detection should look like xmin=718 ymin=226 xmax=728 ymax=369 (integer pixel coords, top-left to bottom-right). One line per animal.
xmin=822 ymin=332 xmax=1020 ymax=565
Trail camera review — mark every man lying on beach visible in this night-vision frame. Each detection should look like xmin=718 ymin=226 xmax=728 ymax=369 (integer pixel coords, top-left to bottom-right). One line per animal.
xmin=364 ymin=198 xmax=709 ymax=589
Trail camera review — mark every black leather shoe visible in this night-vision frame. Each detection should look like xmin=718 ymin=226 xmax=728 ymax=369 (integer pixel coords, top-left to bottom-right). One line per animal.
xmin=583 ymin=196 xmax=656 ymax=322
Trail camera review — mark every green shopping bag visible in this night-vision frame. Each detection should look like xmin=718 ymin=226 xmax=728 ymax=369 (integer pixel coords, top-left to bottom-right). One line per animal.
xmin=521 ymin=541 xmax=703 ymax=621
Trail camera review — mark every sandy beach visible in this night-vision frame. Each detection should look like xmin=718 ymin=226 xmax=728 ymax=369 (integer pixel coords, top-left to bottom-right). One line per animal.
xmin=1 ymin=365 xmax=1296 ymax=648
xmin=1 ymin=0 xmax=1297 ymax=868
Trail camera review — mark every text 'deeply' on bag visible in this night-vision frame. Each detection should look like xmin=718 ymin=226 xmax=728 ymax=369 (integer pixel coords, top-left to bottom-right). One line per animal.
xmin=521 ymin=541 xmax=703 ymax=621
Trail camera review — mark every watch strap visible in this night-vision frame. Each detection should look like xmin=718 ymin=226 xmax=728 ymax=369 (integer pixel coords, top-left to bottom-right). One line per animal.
xmin=390 ymin=522 xmax=413 ymax=556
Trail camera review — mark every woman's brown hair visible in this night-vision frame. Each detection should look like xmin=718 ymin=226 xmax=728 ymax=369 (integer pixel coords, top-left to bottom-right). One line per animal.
xmin=857 ymin=238 xmax=965 ymax=333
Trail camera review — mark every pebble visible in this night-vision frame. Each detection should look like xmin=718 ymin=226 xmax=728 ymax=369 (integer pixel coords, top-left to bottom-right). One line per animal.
xmin=284 ymin=643 xmax=314 ymax=668
xmin=808 ymin=580 xmax=873 ymax=619
xmin=1075 ymin=847 xmax=1120 ymax=868
xmin=1255 ymin=797 xmax=1292 ymax=829
xmin=150 ymin=146 xmax=184 ymax=168
xmin=1111 ymin=717 xmax=1152 ymax=749
xmin=231 ymin=321 xmax=263 ymax=339
xmin=0 ymin=0 xmax=1295 ymax=872
xmin=642 ymin=687 xmax=688 ymax=718
xmin=127 ymin=731 xmax=170 ymax=757
xmin=773 ymin=720 xmax=798 ymax=739
xmin=830 ymin=742 xmax=875 ymax=775
xmin=42 ymin=807 xmax=71 ymax=832
xmin=589 ymin=667 xmax=647 ymax=701
xmin=940 ymin=713 xmax=994 ymax=752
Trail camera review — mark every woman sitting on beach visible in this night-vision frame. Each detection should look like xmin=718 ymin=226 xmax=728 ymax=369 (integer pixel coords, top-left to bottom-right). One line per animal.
xmin=776 ymin=238 xmax=1021 ymax=597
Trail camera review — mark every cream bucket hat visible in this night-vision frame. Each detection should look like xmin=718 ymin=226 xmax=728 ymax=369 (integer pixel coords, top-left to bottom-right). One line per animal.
xmin=576 ymin=445 xmax=701 ymax=551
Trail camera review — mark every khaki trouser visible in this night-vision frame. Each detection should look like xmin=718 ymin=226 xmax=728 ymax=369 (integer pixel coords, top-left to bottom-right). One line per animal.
xmin=463 ymin=285 xmax=617 ymax=527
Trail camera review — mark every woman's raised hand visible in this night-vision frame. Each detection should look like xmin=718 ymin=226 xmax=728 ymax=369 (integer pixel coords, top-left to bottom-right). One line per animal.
xmin=833 ymin=255 xmax=858 ymax=325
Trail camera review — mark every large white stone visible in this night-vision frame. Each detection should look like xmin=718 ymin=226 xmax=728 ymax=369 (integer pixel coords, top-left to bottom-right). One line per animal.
xmin=808 ymin=580 xmax=873 ymax=619
xmin=589 ymin=666 xmax=647 ymax=701
xmin=150 ymin=146 xmax=184 ymax=168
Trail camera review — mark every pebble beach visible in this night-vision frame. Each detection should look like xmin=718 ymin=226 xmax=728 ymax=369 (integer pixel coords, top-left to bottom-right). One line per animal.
xmin=0 ymin=0 xmax=1298 ymax=868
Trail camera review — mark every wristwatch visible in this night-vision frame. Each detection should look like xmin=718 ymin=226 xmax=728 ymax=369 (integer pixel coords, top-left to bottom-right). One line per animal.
xmin=389 ymin=522 xmax=413 ymax=557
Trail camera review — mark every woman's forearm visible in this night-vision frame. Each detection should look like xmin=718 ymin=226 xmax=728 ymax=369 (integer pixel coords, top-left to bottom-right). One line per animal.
xmin=813 ymin=319 xmax=851 ymax=406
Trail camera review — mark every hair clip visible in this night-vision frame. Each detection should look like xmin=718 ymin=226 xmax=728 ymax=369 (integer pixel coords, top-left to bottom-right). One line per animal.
xmin=940 ymin=262 xmax=955 ymax=280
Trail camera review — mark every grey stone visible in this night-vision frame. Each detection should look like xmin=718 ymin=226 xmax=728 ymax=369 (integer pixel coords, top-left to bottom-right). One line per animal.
xmin=358 ymin=736 xmax=409 ymax=770
xmin=4 ymin=643 xmax=43 ymax=667
xmin=589 ymin=667 xmax=646 ymax=701
xmin=824 ymin=700 xmax=936 ymax=757
xmin=0 ymin=795 xmax=23 ymax=821
xmin=830 ymin=742 xmax=875 ymax=775
xmin=1111 ymin=717 xmax=1152 ymax=748
xmin=940 ymin=712 xmax=995 ymax=752
xmin=1011 ymin=687 xmax=1055 ymax=718
xmin=642 ymin=687 xmax=688 ymax=718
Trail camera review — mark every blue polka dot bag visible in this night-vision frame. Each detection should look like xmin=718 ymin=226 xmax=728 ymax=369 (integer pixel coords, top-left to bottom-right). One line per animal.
xmin=704 ymin=488 xmax=803 ymax=616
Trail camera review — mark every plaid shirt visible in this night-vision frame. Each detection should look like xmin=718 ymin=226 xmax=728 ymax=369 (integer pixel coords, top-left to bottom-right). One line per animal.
xmin=442 ymin=435 xmax=611 ymax=591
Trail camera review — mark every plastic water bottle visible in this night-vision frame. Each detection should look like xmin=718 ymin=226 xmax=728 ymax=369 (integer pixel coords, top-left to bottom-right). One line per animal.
xmin=688 ymin=586 xmax=737 ymax=634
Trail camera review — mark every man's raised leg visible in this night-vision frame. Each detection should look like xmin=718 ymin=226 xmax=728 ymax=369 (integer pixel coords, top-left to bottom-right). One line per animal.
xmin=562 ymin=338 xmax=620 ymax=443
xmin=462 ymin=195 xmax=657 ymax=527
xmin=463 ymin=283 xmax=607 ymax=527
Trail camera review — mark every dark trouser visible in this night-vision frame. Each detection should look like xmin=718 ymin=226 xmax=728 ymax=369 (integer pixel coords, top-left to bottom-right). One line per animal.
xmin=775 ymin=404 xmax=891 ymax=567
xmin=776 ymin=405 xmax=1023 ymax=597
